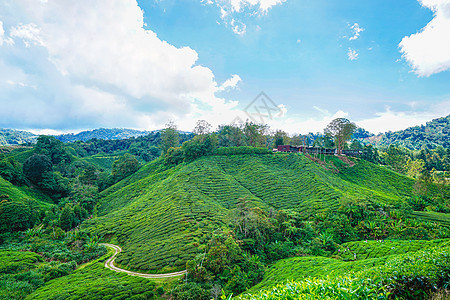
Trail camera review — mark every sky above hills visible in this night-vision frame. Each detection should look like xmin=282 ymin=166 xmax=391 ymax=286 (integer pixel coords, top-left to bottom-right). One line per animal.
xmin=0 ymin=0 xmax=449 ymax=135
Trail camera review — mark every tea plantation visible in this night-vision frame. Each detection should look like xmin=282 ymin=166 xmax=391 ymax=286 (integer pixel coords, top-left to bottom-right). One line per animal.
xmin=84 ymin=153 xmax=448 ymax=272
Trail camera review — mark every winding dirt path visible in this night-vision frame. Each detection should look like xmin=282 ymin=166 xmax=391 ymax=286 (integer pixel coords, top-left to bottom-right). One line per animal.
xmin=100 ymin=243 xmax=187 ymax=278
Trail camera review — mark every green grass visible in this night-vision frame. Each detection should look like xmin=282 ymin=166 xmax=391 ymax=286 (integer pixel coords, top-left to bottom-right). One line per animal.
xmin=28 ymin=248 xmax=169 ymax=300
xmin=0 ymin=250 xmax=45 ymax=300
xmin=83 ymin=154 xmax=120 ymax=172
xmin=0 ymin=177 xmax=53 ymax=209
xmin=411 ymin=211 xmax=450 ymax=226
xmin=335 ymin=239 xmax=450 ymax=261
xmin=2 ymin=149 xmax=34 ymax=164
xmin=0 ymin=250 xmax=43 ymax=274
xmin=81 ymin=153 xmax=449 ymax=273
xmin=242 ymin=240 xmax=450 ymax=298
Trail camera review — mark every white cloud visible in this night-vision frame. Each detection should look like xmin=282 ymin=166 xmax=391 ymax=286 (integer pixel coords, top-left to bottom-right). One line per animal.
xmin=349 ymin=23 xmax=364 ymax=40
xmin=0 ymin=21 xmax=4 ymax=46
xmin=347 ymin=48 xmax=359 ymax=60
xmin=230 ymin=18 xmax=247 ymax=35
xmin=0 ymin=0 xmax=244 ymax=131
xmin=227 ymin=0 xmax=286 ymax=13
xmin=399 ymin=0 xmax=450 ymax=76
xmin=218 ymin=74 xmax=242 ymax=91
xmin=0 ymin=21 xmax=13 ymax=46
xmin=356 ymin=101 xmax=450 ymax=133
xmin=10 ymin=23 xmax=44 ymax=47
xmin=205 ymin=0 xmax=286 ymax=35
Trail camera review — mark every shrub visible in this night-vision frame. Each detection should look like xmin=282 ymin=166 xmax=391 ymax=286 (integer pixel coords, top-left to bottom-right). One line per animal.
xmin=214 ymin=147 xmax=271 ymax=156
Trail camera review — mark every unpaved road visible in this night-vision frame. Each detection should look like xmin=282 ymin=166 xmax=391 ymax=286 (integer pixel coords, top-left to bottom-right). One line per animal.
xmin=100 ymin=243 xmax=187 ymax=278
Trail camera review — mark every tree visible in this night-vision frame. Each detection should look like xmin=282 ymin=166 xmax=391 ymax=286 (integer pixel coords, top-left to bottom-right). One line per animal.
xmin=273 ymin=130 xmax=289 ymax=148
xmin=361 ymin=145 xmax=380 ymax=164
xmin=79 ymin=165 xmax=98 ymax=185
xmin=384 ymin=144 xmax=409 ymax=174
xmin=324 ymin=118 xmax=357 ymax=155
xmin=193 ymin=120 xmax=212 ymax=136
xmin=406 ymin=159 xmax=426 ymax=179
xmin=350 ymin=140 xmax=363 ymax=150
xmin=160 ymin=121 xmax=180 ymax=154
xmin=35 ymin=135 xmax=71 ymax=165
xmin=0 ymin=158 xmax=26 ymax=185
xmin=243 ymin=121 xmax=268 ymax=147
xmin=59 ymin=204 xmax=75 ymax=231
xmin=218 ymin=125 xmax=245 ymax=147
xmin=111 ymin=153 xmax=140 ymax=181
xmin=182 ymin=134 xmax=218 ymax=162
xmin=23 ymin=154 xmax=53 ymax=183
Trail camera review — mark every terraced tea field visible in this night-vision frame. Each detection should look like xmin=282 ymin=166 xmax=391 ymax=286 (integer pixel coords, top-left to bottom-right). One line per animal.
xmin=84 ymin=153 xmax=439 ymax=272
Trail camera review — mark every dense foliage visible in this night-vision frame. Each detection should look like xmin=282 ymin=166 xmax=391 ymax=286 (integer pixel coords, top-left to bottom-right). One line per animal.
xmin=370 ymin=115 xmax=450 ymax=150
xmin=0 ymin=229 xmax=105 ymax=299
xmin=0 ymin=129 xmax=37 ymax=146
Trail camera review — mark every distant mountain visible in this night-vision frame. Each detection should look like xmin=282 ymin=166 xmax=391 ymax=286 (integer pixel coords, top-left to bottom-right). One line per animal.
xmin=0 ymin=129 xmax=38 ymax=146
xmin=364 ymin=115 xmax=450 ymax=150
xmin=55 ymin=128 xmax=153 ymax=142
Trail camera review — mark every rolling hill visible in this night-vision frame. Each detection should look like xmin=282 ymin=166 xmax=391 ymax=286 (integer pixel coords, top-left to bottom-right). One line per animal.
xmin=55 ymin=128 xmax=153 ymax=142
xmin=0 ymin=129 xmax=38 ymax=146
xmin=364 ymin=114 xmax=450 ymax=150
xmin=83 ymin=152 xmax=446 ymax=272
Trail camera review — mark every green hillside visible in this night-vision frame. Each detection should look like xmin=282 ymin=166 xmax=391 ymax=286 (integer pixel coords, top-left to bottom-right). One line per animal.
xmin=84 ymin=153 xmax=446 ymax=272
xmin=249 ymin=239 xmax=450 ymax=293
xmin=0 ymin=129 xmax=37 ymax=146
xmin=55 ymin=128 xmax=152 ymax=142
xmin=28 ymin=248 xmax=168 ymax=300
xmin=366 ymin=115 xmax=450 ymax=150
xmin=239 ymin=245 xmax=450 ymax=300
xmin=0 ymin=177 xmax=53 ymax=209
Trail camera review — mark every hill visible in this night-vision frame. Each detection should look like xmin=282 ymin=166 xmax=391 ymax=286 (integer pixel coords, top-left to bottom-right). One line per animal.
xmin=83 ymin=152 xmax=448 ymax=272
xmin=55 ymin=128 xmax=153 ymax=142
xmin=0 ymin=129 xmax=38 ymax=145
xmin=364 ymin=115 xmax=449 ymax=150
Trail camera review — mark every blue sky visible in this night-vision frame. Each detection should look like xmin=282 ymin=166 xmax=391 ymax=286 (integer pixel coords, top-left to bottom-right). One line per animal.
xmin=0 ymin=0 xmax=449 ymax=134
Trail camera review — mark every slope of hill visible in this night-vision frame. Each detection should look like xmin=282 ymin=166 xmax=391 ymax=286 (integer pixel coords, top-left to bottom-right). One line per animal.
xmin=55 ymin=128 xmax=153 ymax=142
xmin=248 ymin=239 xmax=450 ymax=293
xmin=83 ymin=153 xmax=446 ymax=272
xmin=366 ymin=115 xmax=449 ymax=150
xmin=0 ymin=129 xmax=38 ymax=146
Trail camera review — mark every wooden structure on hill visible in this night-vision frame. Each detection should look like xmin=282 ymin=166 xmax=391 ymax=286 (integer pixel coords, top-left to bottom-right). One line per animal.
xmin=276 ymin=145 xmax=361 ymax=157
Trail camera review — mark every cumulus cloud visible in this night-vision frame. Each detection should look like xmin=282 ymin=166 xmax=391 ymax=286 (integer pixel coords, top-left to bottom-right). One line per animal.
xmin=226 ymin=0 xmax=286 ymax=14
xmin=0 ymin=21 xmax=13 ymax=46
xmin=356 ymin=101 xmax=450 ymax=133
xmin=349 ymin=23 xmax=364 ymax=40
xmin=10 ymin=23 xmax=44 ymax=47
xmin=399 ymin=0 xmax=450 ymax=76
xmin=0 ymin=21 xmax=4 ymax=46
xmin=347 ymin=48 xmax=359 ymax=60
xmin=205 ymin=0 xmax=286 ymax=35
xmin=230 ymin=19 xmax=247 ymax=35
xmin=218 ymin=74 xmax=242 ymax=91
xmin=0 ymin=0 xmax=243 ymax=131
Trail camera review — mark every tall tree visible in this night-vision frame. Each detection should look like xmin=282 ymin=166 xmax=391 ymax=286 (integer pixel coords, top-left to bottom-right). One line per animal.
xmin=243 ymin=121 xmax=268 ymax=147
xmin=111 ymin=153 xmax=140 ymax=181
xmin=324 ymin=118 xmax=357 ymax=155
xmin=23 ymin=154 xmax=53 ymax=183
xmin=193 ymin=120 xmax=212 ymax=136
xmin=273 ymin=130 xmax=290 ymax=148
xmin=35 ymin=135 xmax=71 ymax=165
xmin=217 ymin=124 xmax=245 ymax=147
xmin=160 ymin=121 xmax=180 ymax=154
